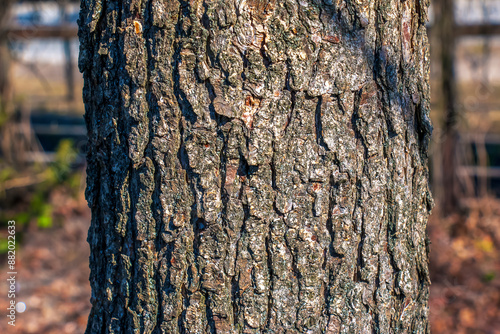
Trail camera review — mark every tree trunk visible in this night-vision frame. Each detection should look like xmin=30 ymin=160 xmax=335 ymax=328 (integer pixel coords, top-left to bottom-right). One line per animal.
xmin=0 ymin=0 xmax=14 ymax=112
xmin=79 ymin=0 xmax=433 ymax=333
xmin=437 ymin=0 xmax=458 ymax=214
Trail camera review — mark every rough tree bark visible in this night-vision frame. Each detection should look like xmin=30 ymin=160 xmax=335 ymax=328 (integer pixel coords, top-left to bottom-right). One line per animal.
xmin=436 ymin=0 xmax=458 ymax=214
xmin=79 ymin=0 xmax=433 ymax=333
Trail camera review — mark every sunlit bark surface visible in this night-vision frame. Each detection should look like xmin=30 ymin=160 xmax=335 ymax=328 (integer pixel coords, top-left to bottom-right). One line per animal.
xmin=79 ymin=0 xmax=433 ymax=333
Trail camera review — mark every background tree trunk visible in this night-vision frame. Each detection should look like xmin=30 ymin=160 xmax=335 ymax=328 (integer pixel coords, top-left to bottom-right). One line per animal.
xmin=0 ymin=0 xmax=18 ymax=164
xmin=79 ymin=0 xmax=433 ymax=333
xmin=0 ymin=0 xmax=14 ymax=111
xmin=436 ymin=0 xmax=458 ymax=214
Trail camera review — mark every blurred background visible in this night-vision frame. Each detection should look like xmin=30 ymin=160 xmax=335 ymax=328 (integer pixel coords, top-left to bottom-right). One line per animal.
xmin=0 ymin=0 xmax=499 ymax=333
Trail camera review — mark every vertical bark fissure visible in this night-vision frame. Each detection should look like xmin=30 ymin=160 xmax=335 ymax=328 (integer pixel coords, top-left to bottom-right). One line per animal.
xmin=144 ymin=5 xmax=161 ymax=333
xmin=315 ymin=95 xmax=328 ymax=151
xmin=265 ymin=221 xmax=273 ymax=328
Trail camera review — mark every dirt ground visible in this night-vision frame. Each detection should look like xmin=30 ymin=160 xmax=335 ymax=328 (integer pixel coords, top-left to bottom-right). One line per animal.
xmin=1 ymin=194 xmax=500 ymax=333
xmin=0 ymin=190 xmax=91 ymax=334
xmin=429 ymin=199 xmax=500 ymax=334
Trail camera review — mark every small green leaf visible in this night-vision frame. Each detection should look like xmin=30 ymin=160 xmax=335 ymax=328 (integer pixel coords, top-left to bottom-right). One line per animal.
xmin=0 ymin=238 xmax=8 ymax=254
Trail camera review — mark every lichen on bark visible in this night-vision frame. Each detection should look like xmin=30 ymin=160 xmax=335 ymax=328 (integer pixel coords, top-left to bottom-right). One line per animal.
xmin=79 ymin=0 xmax=433 ymax=333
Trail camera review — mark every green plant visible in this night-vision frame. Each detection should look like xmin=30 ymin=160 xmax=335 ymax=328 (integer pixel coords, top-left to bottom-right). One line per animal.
xmin=0 ymin=139 xmax=81 ymax=249
xmin=48 ymin=139 xmax=79 ymax=183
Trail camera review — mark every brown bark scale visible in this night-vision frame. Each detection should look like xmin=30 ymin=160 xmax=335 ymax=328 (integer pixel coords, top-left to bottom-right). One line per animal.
xmin=79 ymin=0 xmax=433 ymax=333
